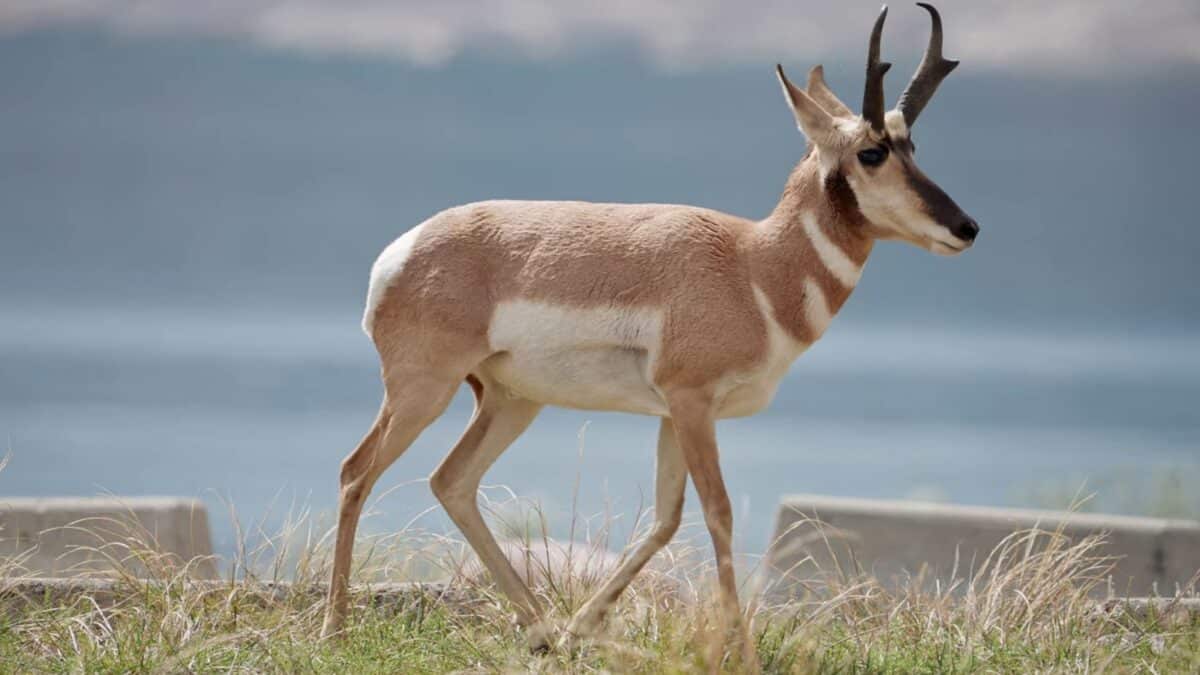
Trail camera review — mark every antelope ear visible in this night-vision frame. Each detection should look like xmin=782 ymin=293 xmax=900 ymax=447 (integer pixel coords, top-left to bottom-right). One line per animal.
xmin=806 ymin=65 xmax=854 ymax=118
xmin=776 ymin=65 xmax=837 ymax=147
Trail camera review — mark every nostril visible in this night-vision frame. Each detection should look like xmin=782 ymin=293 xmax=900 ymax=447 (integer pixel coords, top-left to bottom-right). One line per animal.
xmin=954 ymin=219 xmax=979 ymax=242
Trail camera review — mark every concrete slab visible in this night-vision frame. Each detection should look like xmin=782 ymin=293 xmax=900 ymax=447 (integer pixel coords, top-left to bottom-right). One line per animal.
xmin=761 ymin=494 xmax=1200 ymax=599
xmin=0 ymin=497 xmax=216 ymax=579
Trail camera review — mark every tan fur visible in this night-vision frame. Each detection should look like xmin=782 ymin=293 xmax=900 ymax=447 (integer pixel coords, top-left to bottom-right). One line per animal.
xmin=370 ymin=201 xmax=768 ymax=389
xmin=368 ymin=179 xmax=873 ymax=383
xmin=327 ymin=166 xmax=870 ymax=649
xmin=323 ymin=42 xmax=974 ymax=654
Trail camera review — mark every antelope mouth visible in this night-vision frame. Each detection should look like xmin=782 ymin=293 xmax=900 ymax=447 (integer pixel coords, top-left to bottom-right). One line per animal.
xmin=930 ymin=237 xmax=969 ymax=256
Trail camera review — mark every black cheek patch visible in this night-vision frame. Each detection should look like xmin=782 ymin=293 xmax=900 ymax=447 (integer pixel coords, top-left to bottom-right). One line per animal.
xmin=824 ymin=171 xmax=864 ymax=225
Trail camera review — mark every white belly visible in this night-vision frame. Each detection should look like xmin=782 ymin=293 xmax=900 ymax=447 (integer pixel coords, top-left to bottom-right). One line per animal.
xmin=484 ymin=301 xmax=669 ymax=416
xmin=483 ymin=290 xmax=810 ymax=419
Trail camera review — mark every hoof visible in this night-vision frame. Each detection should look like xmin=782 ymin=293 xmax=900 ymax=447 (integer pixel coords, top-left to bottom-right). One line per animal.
xmin=525 ymin=621 xmax=555 ymax=655
xmin=556 ymin=617 xmax=598 ymax=653
xmin=319 ymin=619 xmax=342 ymax=641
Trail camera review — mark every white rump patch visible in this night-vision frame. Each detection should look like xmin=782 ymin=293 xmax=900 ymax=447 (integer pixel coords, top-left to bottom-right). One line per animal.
xmin=362 ymin=223 xmax=425 ymax=334
xmin=803 ymin=277 xmax=833 ymax=340
xmin=485 ymin=300 xmax=667 ymax=415
xmin=802 ymin=212 xmax=863 ymax=288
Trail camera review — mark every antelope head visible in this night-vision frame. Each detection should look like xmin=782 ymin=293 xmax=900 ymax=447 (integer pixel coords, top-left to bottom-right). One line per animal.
xmin=777 ymin=3 xmax=978 ymax=255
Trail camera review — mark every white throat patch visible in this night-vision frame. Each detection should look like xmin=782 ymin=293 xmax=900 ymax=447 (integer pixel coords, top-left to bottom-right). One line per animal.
xmin=802 ymin=277 xmax=834 ymax=340
xmin=802 ymin=212 xmax=863 ymax=288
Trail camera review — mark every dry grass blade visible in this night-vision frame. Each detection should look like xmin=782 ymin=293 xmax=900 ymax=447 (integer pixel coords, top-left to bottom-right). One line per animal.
xmin=0 ymin=483 xmax=1196 ymax=673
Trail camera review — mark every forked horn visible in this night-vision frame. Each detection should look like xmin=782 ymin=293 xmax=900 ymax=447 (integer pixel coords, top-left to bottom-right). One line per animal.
xmin=861 ymin=5 xmax=892 ymax=133
xmin=895 ymin=3 xmax=959 ymax=126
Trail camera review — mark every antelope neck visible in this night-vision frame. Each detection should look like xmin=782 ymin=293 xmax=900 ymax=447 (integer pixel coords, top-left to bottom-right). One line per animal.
xmin=750 ymin=158 xmax=874 ymax=345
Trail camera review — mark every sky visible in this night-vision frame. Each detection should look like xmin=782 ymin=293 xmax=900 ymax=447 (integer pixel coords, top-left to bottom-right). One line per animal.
xmin=3 ymin=1 xmax=1199 ymax=72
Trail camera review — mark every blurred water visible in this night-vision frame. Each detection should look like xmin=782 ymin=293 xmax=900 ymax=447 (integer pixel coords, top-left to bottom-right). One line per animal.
xmin=2 ymin=304 xmax=1197 ymax=559
xmin=2 ymin=30 xmax=1199 ymax=574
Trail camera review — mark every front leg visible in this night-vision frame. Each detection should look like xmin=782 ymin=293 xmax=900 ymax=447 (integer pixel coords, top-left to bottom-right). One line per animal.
xmin=663 ymin=388 xmax=741 ymax=630
xmin=560 ymin=417 xmax=687 ymax=646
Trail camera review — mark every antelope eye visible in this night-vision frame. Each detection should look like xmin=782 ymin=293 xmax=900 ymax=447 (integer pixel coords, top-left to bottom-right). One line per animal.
xmin=857 ymin=146 xmax=888 ymax=166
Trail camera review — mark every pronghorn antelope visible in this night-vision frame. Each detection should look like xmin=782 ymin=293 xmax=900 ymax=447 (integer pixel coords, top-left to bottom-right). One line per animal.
xmin=321 ymin=3 xmax=978 ymax=650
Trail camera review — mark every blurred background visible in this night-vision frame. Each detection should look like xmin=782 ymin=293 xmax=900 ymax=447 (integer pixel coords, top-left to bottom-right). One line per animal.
xmin=2 ymin=1 xmax=1198 ymax=559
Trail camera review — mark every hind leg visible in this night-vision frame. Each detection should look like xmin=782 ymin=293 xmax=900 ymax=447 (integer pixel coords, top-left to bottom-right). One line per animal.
xmin=321 ymin=370 xmax=460 ymax=638
xmin=430 ymin=376 xmax=546 ymax=648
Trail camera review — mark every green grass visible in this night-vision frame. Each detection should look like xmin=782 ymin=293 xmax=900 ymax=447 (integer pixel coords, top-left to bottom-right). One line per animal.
xmin=1 ymin=572 xmax=1196 ymax=673
xmin=0 ymin=495 xmax=1197 ymax=673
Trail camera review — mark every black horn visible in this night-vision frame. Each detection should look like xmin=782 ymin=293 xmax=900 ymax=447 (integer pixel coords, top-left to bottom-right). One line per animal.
xmin=862 ymin=5 xmax=892 ymax=133
xmin=895 ymin=3 xmax=959 ymax=127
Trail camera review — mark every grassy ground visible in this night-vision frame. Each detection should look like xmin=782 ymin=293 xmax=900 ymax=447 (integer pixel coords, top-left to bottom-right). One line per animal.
xmin=1 ymin=499 xmax=1197 ymax=673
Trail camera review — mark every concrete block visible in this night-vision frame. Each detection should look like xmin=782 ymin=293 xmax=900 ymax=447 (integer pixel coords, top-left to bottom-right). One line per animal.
xmin=1162 ymin=526 xmax=1200 ymax=594
xmin=0 ymin=497 xmax=216 ymax=579
xmin=762 ymin=494 xmax=1200 ymax=599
